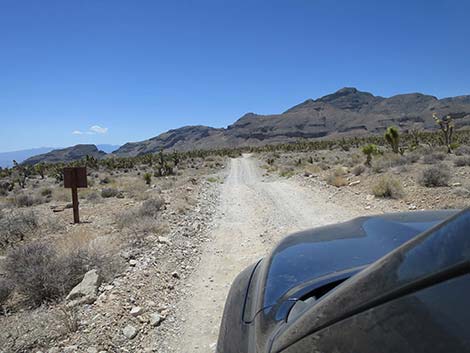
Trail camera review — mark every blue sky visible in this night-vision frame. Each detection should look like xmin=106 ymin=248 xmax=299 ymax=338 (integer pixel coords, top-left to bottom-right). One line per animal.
xmin=1 ymin=0 xmax=469 ymax=152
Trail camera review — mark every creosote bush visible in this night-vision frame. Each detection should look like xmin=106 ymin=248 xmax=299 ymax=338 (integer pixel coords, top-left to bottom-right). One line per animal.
xmin=101 ymin=187 xmax=119 ymax=198
xmin=40 ymin=187 xmax=52 ymax=197
xmin=454 ymin=156 xmax=470 ymax=167
xmin=326 ymin=174 xmax=348 ymax=187
xmin=372 ymin=175 xmax=405 ymax=199
xmin=14 ymin=194 xmax=37 ymax=207
xmin=419 ymin=165 xmax=450 ymax=187
xmin=352 ymin=164 xmax=365 ymax=176
xmin=4 ymin=242 xmax=64 ymax=305
xmin=4 ymin=236 xmax=118 ymax=306
xmin=0 ymin=209 xmax=38 ymax=248
xmin=116 ymin=197 xmax=166 ymax=242
xmin=422 ymin=152 xmax=446 ymax=165
xmin=139 ymin=197 xmax=164 ymax=217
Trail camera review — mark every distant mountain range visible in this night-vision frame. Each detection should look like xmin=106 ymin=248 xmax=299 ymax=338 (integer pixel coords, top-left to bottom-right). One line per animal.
xmin=12 ymin=87 xmax=470 ymax=165
xmin=0 ymin=144 xmax=120 ymax=167
xmin=114 ymin=87 xmax=470 ymax=157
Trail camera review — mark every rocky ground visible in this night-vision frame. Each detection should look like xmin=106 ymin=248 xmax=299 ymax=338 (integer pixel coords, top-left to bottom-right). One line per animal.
xmin=0 ymin=161 xmax=223 ymax=353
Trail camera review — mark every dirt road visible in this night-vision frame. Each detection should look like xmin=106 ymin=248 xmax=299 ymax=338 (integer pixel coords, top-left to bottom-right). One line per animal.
xmin=168 ymin=155 xmax=361 ymax=352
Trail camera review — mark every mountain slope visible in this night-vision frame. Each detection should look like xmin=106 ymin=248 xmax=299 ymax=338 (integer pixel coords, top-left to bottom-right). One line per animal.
xmin=22 ymin=144 xmax=106 ymax=165
xmin=112 ymin=87 xmax=470 ymax=156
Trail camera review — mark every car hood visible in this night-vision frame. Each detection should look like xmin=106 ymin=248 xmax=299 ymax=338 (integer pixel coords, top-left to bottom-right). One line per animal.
xmin=260 ymin=210 xmax=458 ymax=310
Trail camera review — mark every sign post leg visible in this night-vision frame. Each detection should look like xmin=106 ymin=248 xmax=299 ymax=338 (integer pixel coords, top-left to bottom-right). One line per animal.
xmin=71 ymin=185 xmax=80 ymax=224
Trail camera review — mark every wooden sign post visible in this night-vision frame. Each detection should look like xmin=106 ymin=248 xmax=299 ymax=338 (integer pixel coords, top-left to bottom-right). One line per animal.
xmin=63 ymin=167 xmax=88 ymax=224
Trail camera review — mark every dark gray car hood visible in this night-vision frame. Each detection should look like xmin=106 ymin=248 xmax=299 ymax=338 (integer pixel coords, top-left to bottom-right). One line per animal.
xmin=261 ymin=210 xmax=458 ymax=310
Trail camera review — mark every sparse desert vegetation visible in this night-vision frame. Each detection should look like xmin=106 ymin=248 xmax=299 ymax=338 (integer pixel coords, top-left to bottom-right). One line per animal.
xmin=0 ymin=151 xmax=225 ymax=352
xmin=0 ymin=128 xmax=469 ymax=351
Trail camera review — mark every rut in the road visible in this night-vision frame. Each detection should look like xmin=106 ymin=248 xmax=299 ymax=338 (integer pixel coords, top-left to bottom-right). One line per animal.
xmin=165 ymin=155 xmax=360 ymax=353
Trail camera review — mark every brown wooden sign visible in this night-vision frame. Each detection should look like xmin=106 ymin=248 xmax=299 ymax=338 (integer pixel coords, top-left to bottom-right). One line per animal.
xmin=63 ymin=167 xmax=88 ymax=223
xmin=64 ymin=167 xmax=88 ymax=188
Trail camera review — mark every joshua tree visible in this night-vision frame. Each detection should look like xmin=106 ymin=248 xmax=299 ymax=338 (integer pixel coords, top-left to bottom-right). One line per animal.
xmin=34 ymin=163 xmax=46 ymax=179
xmin=362 ymin=144 xmax=379 ymax=166
xmin=12 ymin=160 xmax=28 ymax=188
xmin=433 ymin=113 xmax=454 ymax=153
xmin=384 ymin=126 xmax=400 ymax=153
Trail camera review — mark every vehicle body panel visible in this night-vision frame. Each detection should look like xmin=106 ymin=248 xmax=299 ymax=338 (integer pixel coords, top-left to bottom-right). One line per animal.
xmin=280 ymin=273 xmax=470 ymax=353
xmin=217 ymin=209 xmax=463 ymax=353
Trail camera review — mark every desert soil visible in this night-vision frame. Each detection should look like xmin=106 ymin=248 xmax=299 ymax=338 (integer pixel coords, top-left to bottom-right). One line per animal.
xmin=160 ymin=154 xmax=370 ymax=352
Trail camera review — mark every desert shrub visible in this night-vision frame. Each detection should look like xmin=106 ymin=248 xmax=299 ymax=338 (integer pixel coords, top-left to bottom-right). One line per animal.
xmin=332 ymin=166 xmax=348 ymax=176
xmin=14 ymin=194 xmax=37 ymax=207
xmin=454 ymin=156 xmax=470 ymax=167
xmin=4 ymin=242 xmax=64 ymax=305
xmin=422 ymin=152 xmax=446 ymax=164
xmin=317 ymin=162 xmax=330 ymax=171
xmin=139 ymin=197 xmax=164 ymax=217
xmin=372 ymin=176 xmax=405 ymax=199
xmin=371 ymin=158 xmax=387 ymax=173
xmin=303 ymin=164 xmax=321 ymax=175
xmin=40 ymin=187 xmax=53 ymax=197
xmin=455 ymin=145 xmax=470 ymax=156
xmin=101 ymin=188 xmax=119 ymax=198
xmin=404 ymin=151 xmax=420 ymax=164
xmin=0 ymin=210 xmax=38 ymax=248
xmin=326 ymin=174 xmax=348 ymax=187
xmin=352 ymin=164 xmax=365 ymax=176
xmin=419 ymin=165 xmax=450 ymax=187
xmin=279 ymin=166 xmax=295 ymax=178
xmin=345 ymin=153 xmax=363 ymax=167
xmin=4 ymin=236 xmax=118 ymax=306
xmin=0 ymin=279 xmax=13 ymax=309
xmin=86 ymin=191 xmax=101 ymax=202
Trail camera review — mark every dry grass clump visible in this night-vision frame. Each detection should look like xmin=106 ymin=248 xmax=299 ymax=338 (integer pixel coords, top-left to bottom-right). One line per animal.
xmin=101 ymin=187 xmax=119 ymax=198
xmin=4 ymin=231 xmax=121 ymax=306
xmin=302 ymin=164 xmax=322 ymax=177
xmin=419 ymin=165 xmax=450 ymax=187
xmin=371 ymin=153 xmax=408 ymax=173
xmin=86 ymin=191 xmax=102 ymax=203
xmin=139 ymin=197 xmax=165 ymax=217
xmin=422 ymin=152 xmax=447 ymax=165
xmin=454 ymin=156 xmax=470 ymax=167
xmin=455 ymin=145 xmax=470 ymax=156
xmin=40 ymin=187 xmax=53 ymax=197
xmin=327 ymin=175 xmax=348 ymax=187
xmin=0 ymin=209 xmax=38 ymax=248
xmin=326 ymin=166 xmax=348 ymax=187
xmin=14 ymin=193 xmax=44 ymax=207
xmin=116 ymin=197 xmax=166 ymax=243
xmin=279 ymin=166 xmax=296 ymax=178
xmin=173 ymin=194 xmax=196 ymax=214
xmin=372 ymin=175 xmax=405 ymax=199
xmin=352 ymin=164 xmax=365 ymax=176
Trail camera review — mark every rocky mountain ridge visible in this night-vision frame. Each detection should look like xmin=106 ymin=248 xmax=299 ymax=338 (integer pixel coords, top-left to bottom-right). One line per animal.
xmin=21 ymin=87 xmax=470 ymax=162
xmin=22 ymin=144 xmax=107 ymax=165
xmin=113 ymin=87 xmax=470 ymax=157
